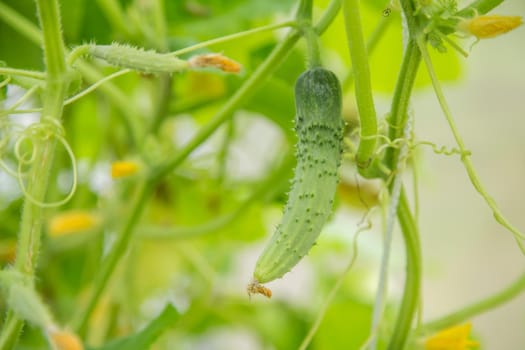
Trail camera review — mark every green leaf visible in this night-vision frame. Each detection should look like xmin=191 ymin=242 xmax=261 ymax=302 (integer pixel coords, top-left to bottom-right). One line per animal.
xmin=60 ymin=0 xmax=87 ymax=42
xmin=314 ymin=300 xmax=372 ymax=350
xmin=88 ymin=304 xmax=180 ymax=350
xmin=244 ymin=77 xmax=296 ymax=140
xmin=171 ymin=0 xmax=295 ymax=38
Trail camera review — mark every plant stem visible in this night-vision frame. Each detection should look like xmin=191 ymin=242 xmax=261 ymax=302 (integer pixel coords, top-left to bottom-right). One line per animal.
xmin=296 ymin=0 xmax=313 ymax=22
xmin=457 ymin=0 xmax=504 ymax=17
xmin=0 ymin=68 xmax=46 ymax=80
xmin=387 ymin=189 xmax=421 ymax=350
xmin=419 ymin=271 xmax=525 ymax=334
xmin=342 ymin=15 xmax=391 ymax=89
xmin=380 ymin=2 xmax=422 ymax=348
xmin=418 ymin=38 xmax=525 ymax=251
xmin=315 ymin=0 xmax=341 ymax=34
xmin=383 ymin=40 xmax=421 ymax=171
xmin=171 ymin=21 xmax=296 ymax=56
xmin=296 ymin=0 xmax=321 ymax=68
xmin=342 ymin=0 xmax=378 ymax=176
xmin=370 ymin=119 xmax=413 ymax=350
xmin=0 ymin=0 xmax=68 ymax=348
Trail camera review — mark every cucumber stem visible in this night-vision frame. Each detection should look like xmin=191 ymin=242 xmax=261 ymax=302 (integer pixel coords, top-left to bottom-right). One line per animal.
xmin=342 ymin=0 xmax=378 ymax=176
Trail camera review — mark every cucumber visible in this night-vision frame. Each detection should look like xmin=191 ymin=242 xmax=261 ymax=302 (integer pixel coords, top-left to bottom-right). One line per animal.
xmin=87 ymin=44 xmax=189 ymax=73
xmin=249 ymin=67 xmax=343 ymax=293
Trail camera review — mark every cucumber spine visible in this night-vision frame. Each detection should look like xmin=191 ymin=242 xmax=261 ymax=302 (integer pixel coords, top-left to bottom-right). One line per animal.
xmin=251 ymin=67 xmax=343 ymax=285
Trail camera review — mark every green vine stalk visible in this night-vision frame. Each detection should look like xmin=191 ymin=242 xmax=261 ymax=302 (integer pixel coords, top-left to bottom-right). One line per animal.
xmin=343 ymin=0 xmax=378 ymax=175
xmin=0 ymin=0 xmax=70 ymax=348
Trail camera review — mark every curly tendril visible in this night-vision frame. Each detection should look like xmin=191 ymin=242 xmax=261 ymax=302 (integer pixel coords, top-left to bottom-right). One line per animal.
xmin=0 ymin=121 xmax=24 ymax=177
xmin=0 ymin=85 xmax=39 ymax=117
xmin=343 ymin=132 xmax=469 ymax=163
xmin=14 ymin=116 xmax=77 ymax=208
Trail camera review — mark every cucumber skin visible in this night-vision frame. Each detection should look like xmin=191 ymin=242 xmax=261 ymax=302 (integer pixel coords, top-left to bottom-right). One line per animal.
xmin=253 ymin=67 xmax=343 ymax=283
xmin=89 ymin=44 xmax=189 ymax=73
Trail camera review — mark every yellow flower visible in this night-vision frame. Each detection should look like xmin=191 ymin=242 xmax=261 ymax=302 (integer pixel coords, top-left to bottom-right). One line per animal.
xmin=47 ymin=210 xmax=99 ymax=237
xmin=458 ymin=15 xmax=523 ymax=39
xmin=48 ymin=329 xmax=84 ymax=350
xmin=111 ymin=160 xmax=140 ymax=179
xmin=425 ymin=323 xmax=479 ymax=350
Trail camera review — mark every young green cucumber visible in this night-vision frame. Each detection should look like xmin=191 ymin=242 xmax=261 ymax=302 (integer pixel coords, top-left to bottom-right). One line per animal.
xmin=250 ymin=67 xmax=343 ymax=292
xmin=88 ymin=44 xmax=189 ymax=73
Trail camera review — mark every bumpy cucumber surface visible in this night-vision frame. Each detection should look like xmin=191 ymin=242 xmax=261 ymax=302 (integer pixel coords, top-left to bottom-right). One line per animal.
xmin=252 ymin=67 xmax=343 ymax=285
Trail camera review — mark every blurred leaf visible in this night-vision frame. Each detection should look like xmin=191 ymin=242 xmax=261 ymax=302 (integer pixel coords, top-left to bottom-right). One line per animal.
xmin=171 ymin=0 xmax=295 ymax=38
xmin=88 ymin=304 xmax=180 ymax=350
xmin=67 ymin=97 xmax=103 ymax=162
xmin=60 ymin=0 xmax=86 ymax=42
xmin=0 ymin=1 xmax=42 ymax=69
xmin=314 ymin=299 xmax=372 ymax=350
xmin=244 ymin=78 xmax=296 ymax=140
xmin=75 ymin=0 xmax=114 ymax=44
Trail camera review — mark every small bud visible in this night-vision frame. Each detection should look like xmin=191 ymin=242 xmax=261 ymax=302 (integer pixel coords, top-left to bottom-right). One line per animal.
xmin=458 ymin=15 xmax=523 ymax=39
xmin=188 ymin=53 xmax=241 ymax=73
xmin=48 ymin=329 xmax=84 ymax=350
xmin=111 ymin=160 xmax=140 ymax=179
xmin=47 ymin=210 xmax=99 ymax=237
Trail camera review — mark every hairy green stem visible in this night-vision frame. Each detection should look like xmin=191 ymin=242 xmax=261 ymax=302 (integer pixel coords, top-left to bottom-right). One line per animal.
xmin=296 ymin=0 xmax=321 ymax=68
xmin=342 ymin=15 xmax=391 ymax=89
xmin=0 ymin=68 xmax=46 ymax=80
xmin=342 ymin=0 xmax=378 ymax=175
xmin=380 ymin=2 xmax=422 ymax=348
xmin=370 ymin=119 xmax=413 ymax=350
xmin=419 ymin=271 xmax=525 ymax=334
xmin=171 ymin=21 xmax=296 ymax=56
xmin=0 ymin=0 xmax=69 ymax=348
xmin=383 ymin=40 xmax=421 ymax=171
